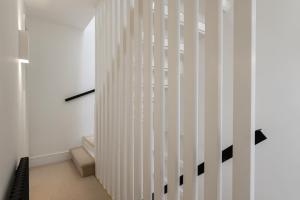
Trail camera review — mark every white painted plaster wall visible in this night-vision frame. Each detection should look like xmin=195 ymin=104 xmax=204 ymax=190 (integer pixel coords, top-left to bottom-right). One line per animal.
xmin=0 ymin=0 xmax=27 ymax=198
xmin=255 ymin=1 xmax=300 ymax=199
xmin=26 ymin=17 xmax=95 ymax=164
xmin=220 ymin=1 xmax=300 ymax=200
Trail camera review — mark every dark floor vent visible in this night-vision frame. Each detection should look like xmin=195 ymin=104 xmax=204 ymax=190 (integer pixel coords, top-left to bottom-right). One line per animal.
xmin=9 ymin=157 xmax=29 ymax=200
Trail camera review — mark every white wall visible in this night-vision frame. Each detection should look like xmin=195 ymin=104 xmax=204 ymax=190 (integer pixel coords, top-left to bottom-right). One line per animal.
xmin=27 ymin=17 xmax=95 ymax=165
xmin=0 ymin=0 xmax=26 ymax=198
xmin=220 ymin=1 xmax=300 ymax=200
xmin=255 ymin=1 xmax=300 ymax=200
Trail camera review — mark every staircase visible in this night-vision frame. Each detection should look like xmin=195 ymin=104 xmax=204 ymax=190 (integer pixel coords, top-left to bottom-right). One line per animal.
xmin=70 ymin=135 xmax=96 ymax=177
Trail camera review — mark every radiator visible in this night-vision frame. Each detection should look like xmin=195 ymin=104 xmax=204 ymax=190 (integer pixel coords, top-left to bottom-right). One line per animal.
xmin=9 ymin=157 xmax=29 ymax=200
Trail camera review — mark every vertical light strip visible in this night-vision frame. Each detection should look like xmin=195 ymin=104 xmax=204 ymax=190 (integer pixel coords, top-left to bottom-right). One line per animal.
xmin=204 ymin=0 xmax=223 ymax=200
xmin=233 ymin=0 xmax=256 ymax=200
xmin=154 ymin=0 xmax=165 ymax=199
xmin=134 ymin=0 xmax=142 ymax=199
xmin=143 ymin=0 xmax=154 ymax=199
xmin=183 ymin=0 xmax=198 ymax=199
xmin=168 ymin=0 xmax=180 ymax=199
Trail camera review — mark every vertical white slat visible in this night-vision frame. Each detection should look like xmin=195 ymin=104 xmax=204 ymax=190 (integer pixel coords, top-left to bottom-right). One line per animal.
xmin=111 ymin=1 xmax=115 ymax=197
xmin=104 ymin=79 xmax=108 ymax=189
xmin=204 ymin=0 xmax=223 ymax=200
xmin=183 ymin=0 xmax=198 ymax=199
xmin=99 ymin=5 xmax=104 ymax=183
xmin=119 ymin=0 xmax=123 ymax=199
xmin=95 ymin=4 xmax=100 ymax=180
xmin=109 ymin=72 xmax=112 ymax=196
xmin=103 ymin=1 xmax=108 ymax=188
xmin=115 ymin=0 xmax=121 ymax=199
xmin=112 ymin=63 xmax=116 ymax=199
xmin=119 ymin=0 xmax=125 ymax=199
xmin=101 ymin=4 xmax=106 ymax=184
xmin=112 ymin=0 xmax=117 ymax=197
xmin=98 ymin=3 xmax=103 ymax=183
xmin=167 ymin=0 xmax=180 ymax=199
xmin=107 ymin=23 xmax=111 ymax=197
xmin=100 ymin=86 xmax=104 ymax=181
xmin=154 ymin=0 xmax=165 ymax=199
xmin=121 ymin=0 xmax=128 ymax=198
xmin=134 ymin=0 xmax=143 ymax=199
xmin=104 ymin=0 xmax=108 ymax=190
xmin=143 ymin=0 xmax=154 ymax=199
xmin=123 ymin=1 xmax=129 ymax=199
xmin=97 ymin=0 xmax=106 ymax=187
xmin=111 ymin=9 xmax=115 ymax=200
xmin=109 ymin=0 xmax=113 ymax=194
xmin=97 ymin=4 xmax=101 ymax=179
xmin=117 ymin=61 xmax=122 ymax=200
xmin=108 ymin=72 xmax=112 ymax=194
xmin=106 ymin=1 xmax=110 ymax=190
xmin=100 ymin=2 xmax=104 ymax=186
xmin=233 ymin=0 xmax=256 ymax=200
xmin=126 ymin=1 xmax=134 ymax=199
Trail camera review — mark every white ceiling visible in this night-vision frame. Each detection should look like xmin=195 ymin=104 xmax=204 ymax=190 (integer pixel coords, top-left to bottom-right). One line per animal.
xmin=25 ymin=0 xmax=98 ymax=29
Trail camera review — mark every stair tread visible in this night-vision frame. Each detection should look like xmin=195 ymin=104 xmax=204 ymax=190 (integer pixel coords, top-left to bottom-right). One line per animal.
xmin=70 ymin=146 xmax=95 ymax=177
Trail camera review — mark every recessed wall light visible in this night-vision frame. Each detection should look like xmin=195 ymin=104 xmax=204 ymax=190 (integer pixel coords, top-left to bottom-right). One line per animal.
xmin=18 ymin=30 xmax=29 ymax=64
xmin=18 ymin=59 xmax=29 ymax=64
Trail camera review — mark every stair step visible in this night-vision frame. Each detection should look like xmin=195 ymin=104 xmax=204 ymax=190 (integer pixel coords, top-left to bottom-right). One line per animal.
xmin=82 ymin=136 xmax=95 ymax=158
xmin=70 ymin=146 xmax=95 ymax=177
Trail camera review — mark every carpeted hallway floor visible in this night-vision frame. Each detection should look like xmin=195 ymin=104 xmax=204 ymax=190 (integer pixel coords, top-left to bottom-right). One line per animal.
xmin=30 ymin=160 xmax=111 ymax=200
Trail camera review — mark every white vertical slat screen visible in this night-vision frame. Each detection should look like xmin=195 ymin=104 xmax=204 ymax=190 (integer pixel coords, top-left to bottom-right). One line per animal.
xmin=233 ymin=0 xmax=256 ymax=200
xmin=167 ymin=0 xmax=180 ymax=199
xmin=94 ymin=0 xmax=257 ymax=199
xmin=204 ymin=0 xmax=223 ymax=200
xmin=154 ymin=0 xmax=165 ymax=199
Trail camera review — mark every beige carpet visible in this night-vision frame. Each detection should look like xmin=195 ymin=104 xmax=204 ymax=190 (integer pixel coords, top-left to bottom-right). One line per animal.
xmin=30 ymin=160 xmax=111 ymax=200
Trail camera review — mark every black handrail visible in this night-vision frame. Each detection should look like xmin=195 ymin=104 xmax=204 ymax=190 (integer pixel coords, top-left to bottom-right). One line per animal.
xmin=153 ymin=129 xmax=267 ymax=197
xmin=65 ymin=89 xmax=95 ymax=102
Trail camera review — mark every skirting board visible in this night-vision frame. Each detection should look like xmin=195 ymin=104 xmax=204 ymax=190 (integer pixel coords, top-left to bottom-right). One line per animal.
xmin=30 ymin=151 xmax=71 ymax=168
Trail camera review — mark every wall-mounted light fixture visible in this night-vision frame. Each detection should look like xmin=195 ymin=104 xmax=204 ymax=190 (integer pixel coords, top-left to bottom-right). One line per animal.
xmin=18 ymin=30 xmax=29 ymax=64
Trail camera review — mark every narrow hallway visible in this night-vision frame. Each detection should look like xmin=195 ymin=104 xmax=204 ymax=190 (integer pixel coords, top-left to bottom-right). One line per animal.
xmin=30 ymin=161 xmax=111 ymax=200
